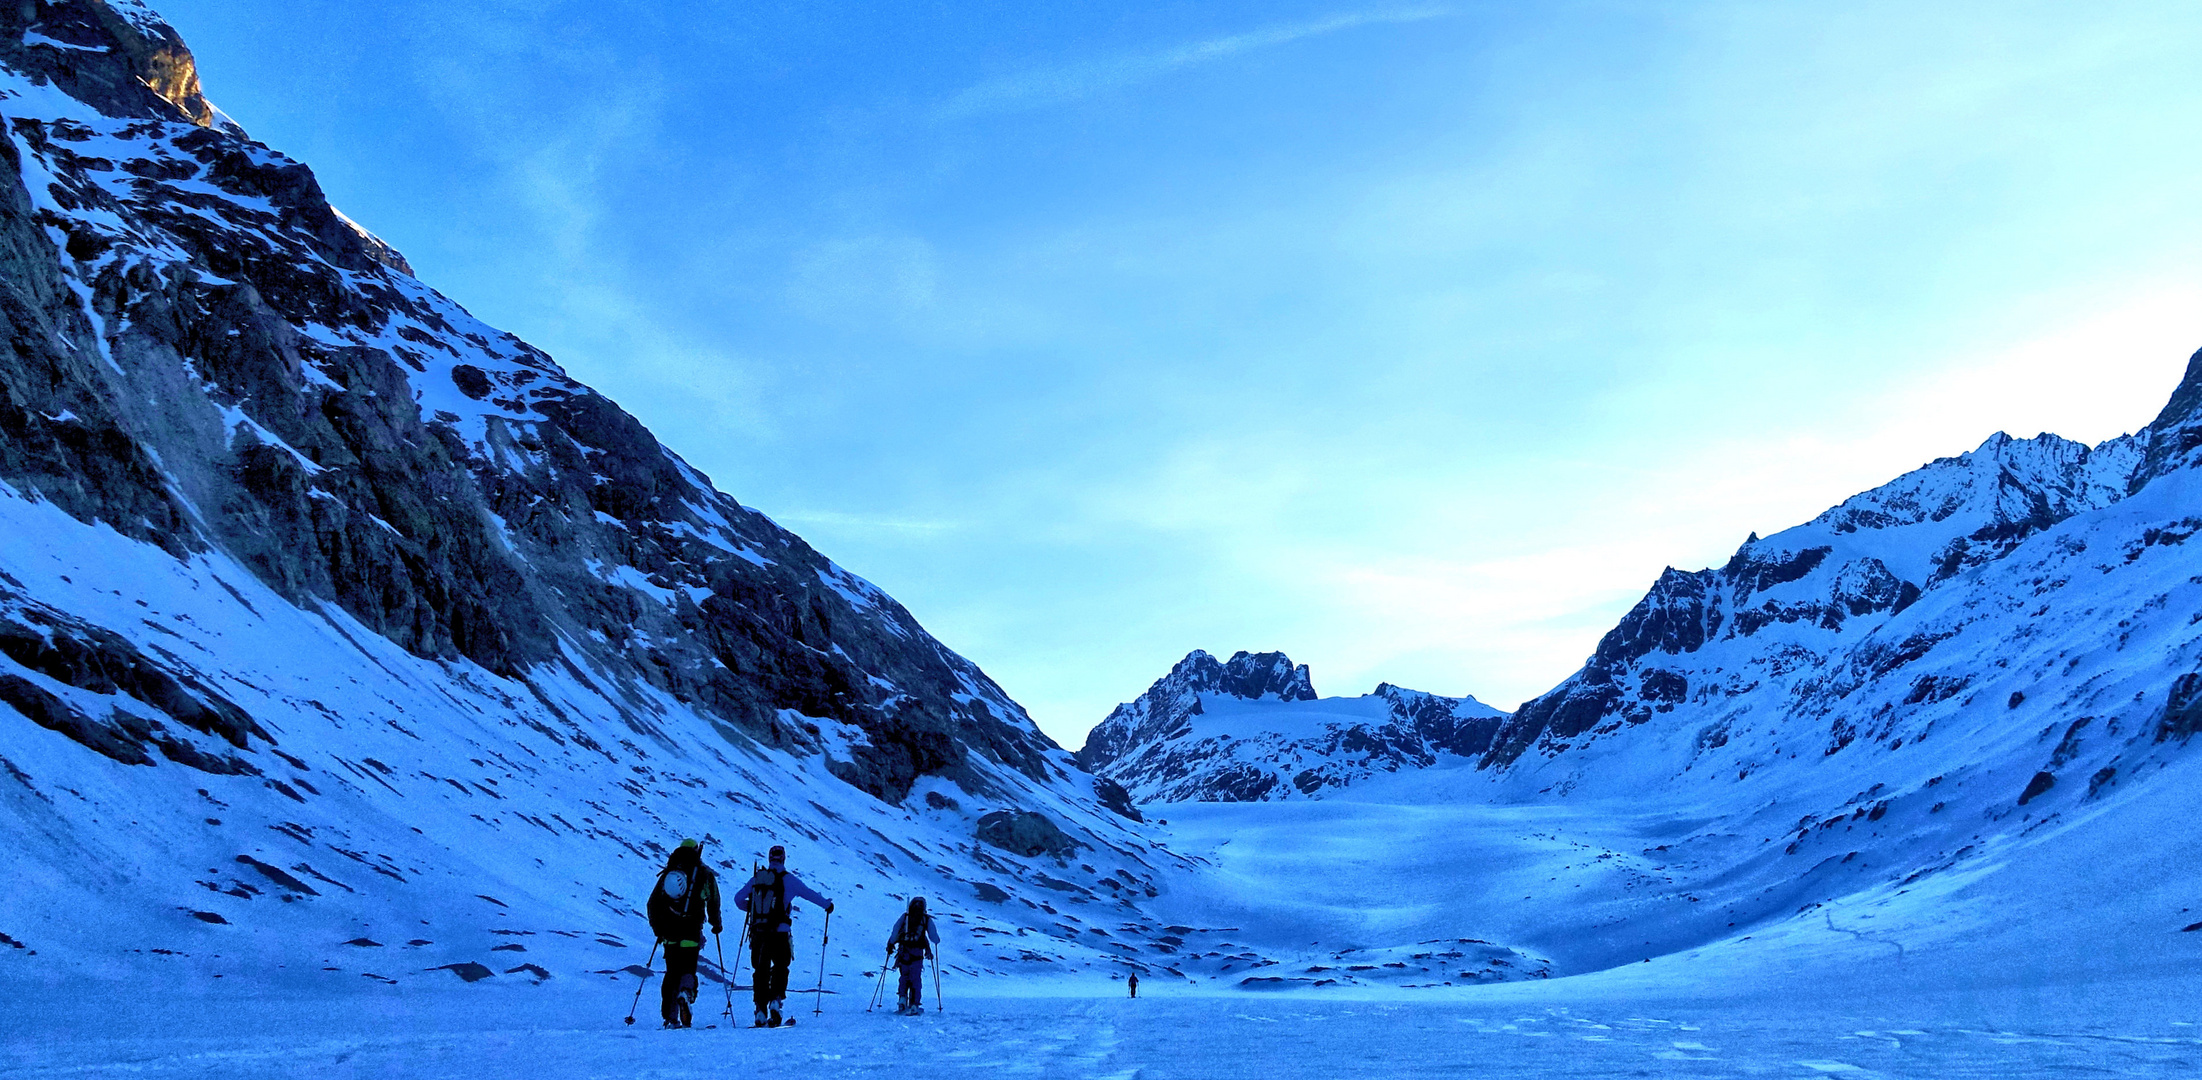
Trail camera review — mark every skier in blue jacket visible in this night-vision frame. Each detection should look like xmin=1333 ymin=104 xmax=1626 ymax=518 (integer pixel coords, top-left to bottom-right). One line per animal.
xmin=885 ymin=895 xmax=940 ymax=1015
xmin=732 ymin=844 xmax=833 ymax=1027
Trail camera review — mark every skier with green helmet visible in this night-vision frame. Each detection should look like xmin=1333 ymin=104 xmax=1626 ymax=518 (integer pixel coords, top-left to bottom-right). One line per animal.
xmin=644 ymin=839 xmax=721 ymax=1028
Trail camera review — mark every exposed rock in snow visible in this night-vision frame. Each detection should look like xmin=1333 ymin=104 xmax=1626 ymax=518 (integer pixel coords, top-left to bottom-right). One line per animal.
xmin=1090 ymin=352 xmax=2202 ymax=984
xmin=1487 ymin=412 xmax=2179 ymax=779
xmin=0 ymin=0 xmax=1184 ymax=985
xmin=1079 ymin=649 xmax=1506 ymax=802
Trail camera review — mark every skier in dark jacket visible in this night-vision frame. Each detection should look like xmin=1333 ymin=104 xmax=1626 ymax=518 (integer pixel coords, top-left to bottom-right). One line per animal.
xmin=885 ymin=895 xmax=940 ymax=1015
xmin=645 ymin=839 xmax=721 ymax=1028
xmin=1128 ymin=972 xmax=1139 ymax=998
xmin=732 ymin=844 xmax=833 ymax=1027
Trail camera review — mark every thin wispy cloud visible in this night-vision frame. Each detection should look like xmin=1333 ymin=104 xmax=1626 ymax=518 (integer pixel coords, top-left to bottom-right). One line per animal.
xmin=773 ymin=509 xmax=962 ymax=536
xmin=936 ymin=6 xmax=1452 ymax=120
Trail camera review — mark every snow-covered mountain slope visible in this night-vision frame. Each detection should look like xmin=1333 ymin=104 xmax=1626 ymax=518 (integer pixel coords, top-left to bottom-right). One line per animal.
xmin=0 ymin=0 xmax=1187 ymax=990
xmin=1125 ymin=350 xmax=2202 ymax=985
xmin=1485 ymin=426 xmax=2143 ymax=772
xmin=1475 ymin=350 xmax=2202 ymax=816
xmin=1077 ymin=649 xmax=1507 ymax=802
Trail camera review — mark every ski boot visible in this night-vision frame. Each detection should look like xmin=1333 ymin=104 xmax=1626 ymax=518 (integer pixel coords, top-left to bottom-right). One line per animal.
xmin=753 ymin=1007 xmax=769 ymax=1028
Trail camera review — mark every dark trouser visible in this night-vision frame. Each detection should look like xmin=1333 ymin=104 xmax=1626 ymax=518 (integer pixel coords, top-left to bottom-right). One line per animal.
xmin=897 ymin=958 xmax=925 ymax=1007
xmin=751 ymin=929 xmax=792 ymax=1009
xmin=661 ymin=943 xmax=700 ymax=1023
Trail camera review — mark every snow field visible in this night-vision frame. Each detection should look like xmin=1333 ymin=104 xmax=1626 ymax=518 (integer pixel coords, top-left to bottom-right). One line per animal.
xmin=3 ymin=981 xmax=2199 ymax=1078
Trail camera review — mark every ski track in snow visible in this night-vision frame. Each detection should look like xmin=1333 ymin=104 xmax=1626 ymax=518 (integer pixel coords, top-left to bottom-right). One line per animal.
xmin=3 ymin=987 xmax=2199 ymax=1078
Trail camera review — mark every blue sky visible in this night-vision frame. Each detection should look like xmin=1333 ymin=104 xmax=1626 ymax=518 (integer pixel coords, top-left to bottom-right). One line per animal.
xmin=160 ymin=0 xmax=2202 ymax=747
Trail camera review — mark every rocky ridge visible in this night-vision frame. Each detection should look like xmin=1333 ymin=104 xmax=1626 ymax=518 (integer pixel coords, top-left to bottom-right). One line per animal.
xmin=1078 ymin=649 xmax=1507 ymax=802
xmin=0 ymin=0 xmax=1181 ymax=987
xmin=0 ymin=0 xmax=1067 ymax=810
xmin=1488 ymin=424 xmax=2155 ymax=773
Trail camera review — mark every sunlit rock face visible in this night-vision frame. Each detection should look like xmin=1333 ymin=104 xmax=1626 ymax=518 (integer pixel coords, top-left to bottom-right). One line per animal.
xmin=0 ymin=0 xmax=1191 ymax=984
xmin=1078 ymin=649 xmax=1508 ymax=802
xmin=0 ymin=1 xmax=219 ymax=128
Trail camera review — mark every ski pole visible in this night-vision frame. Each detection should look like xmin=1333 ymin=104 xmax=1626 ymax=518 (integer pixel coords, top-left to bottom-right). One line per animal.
xmin=932 ymin=948 xmax=944 ymax=1014
xmin=715 ymin=930 xmax=731 ymax=1020
xmin=727 ymin=914 xmax=749 ymax=1019
xmin=729 ymin=858 xmax=758 ymax=1020
xmin=867 ymin=953 xmax=889 ymax=1012
xmin=813 ymin=907 xmax=832 ymax=1016
xmin=624 ymin=939 xmax=660 ymax=1026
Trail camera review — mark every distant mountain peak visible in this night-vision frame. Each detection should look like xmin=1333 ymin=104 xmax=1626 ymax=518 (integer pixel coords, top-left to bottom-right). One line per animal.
xmin=1171 ymin=649 xmax=1318 ymax=703
xmin=1078 ymin=651 xmax=1506 ymax=802
xmin=1484 ymin=351 xmax=2202 ymax=777
xmin=2137 ymin=346 xmax=2202 ymax=483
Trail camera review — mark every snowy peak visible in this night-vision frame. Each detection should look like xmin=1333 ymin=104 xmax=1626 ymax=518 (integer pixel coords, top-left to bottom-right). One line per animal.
xmin=2 ymin=1 xmax=224 ymax=130
xmin=1075 ymin=649 xmax=1313 ymax=776
xmin=1371 ymin=682 xmax=1511 ymax=758
xmin=2135 ymin=345 xmax=2202 ymax=485
xmin=1167 ymin=648 xmax=1318 ymax=704
xmin=1486 ymin=345 xmax=2202 ymax=790
xmin=1078 ymin=651 xmax=1507 ymax=802
xmin=1801 ymin=428 xmax=2137 ymax=587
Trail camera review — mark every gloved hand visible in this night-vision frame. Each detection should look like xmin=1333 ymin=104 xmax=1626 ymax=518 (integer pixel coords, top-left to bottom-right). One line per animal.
xmin=825 ymin=900 xmax=835 ymax=914
xmin=711 ymin=923 xmax=723 ymax=936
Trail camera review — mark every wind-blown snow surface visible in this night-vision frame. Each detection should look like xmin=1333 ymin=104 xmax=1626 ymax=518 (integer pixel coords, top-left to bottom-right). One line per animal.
xmin=8 ymin=982 xmax=2202 ymax=1079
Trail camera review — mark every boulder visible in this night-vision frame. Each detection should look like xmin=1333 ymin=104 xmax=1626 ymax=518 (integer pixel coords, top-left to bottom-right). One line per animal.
xmin=975 ymin=809 xmax=1081 ymax=859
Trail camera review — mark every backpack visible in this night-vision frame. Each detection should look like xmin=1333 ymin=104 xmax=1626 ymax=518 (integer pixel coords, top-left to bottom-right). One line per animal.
xmin=746 ymin=869 xmax=789 ymax=929
xmin=894 ymin=912 xmax=932 ymax=962
xmin=647 ymin=861 xmax=712 ymax=943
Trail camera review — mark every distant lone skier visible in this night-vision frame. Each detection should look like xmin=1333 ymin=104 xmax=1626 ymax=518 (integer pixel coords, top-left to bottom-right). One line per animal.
xmin=645 ymin=839 xmax=721 ymax=1029
xmin=886 ymin=895 xmax=940 ymax=1015
xmin=733 ymin=844 xmax=833 ymax=1027
xmin=1128 ymin=972 xmax=1139 ymax=998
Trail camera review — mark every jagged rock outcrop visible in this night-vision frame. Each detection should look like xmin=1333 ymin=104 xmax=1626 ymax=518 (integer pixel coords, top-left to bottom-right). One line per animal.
xmin=1079 ymin=650 xmax=1507 ymax=802
xmin=2134 ymin=347 xmax=2202 ymax=486
xmin=0 ymin=0 xmax=1059 ymax=806
xmin=1075 ymin=649 xmax=1312 ymax=775
xmin=1483 ymin=427 xmax=2145 ymax=769
xmin=0 ymin=1 xmax=221 ymax=129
